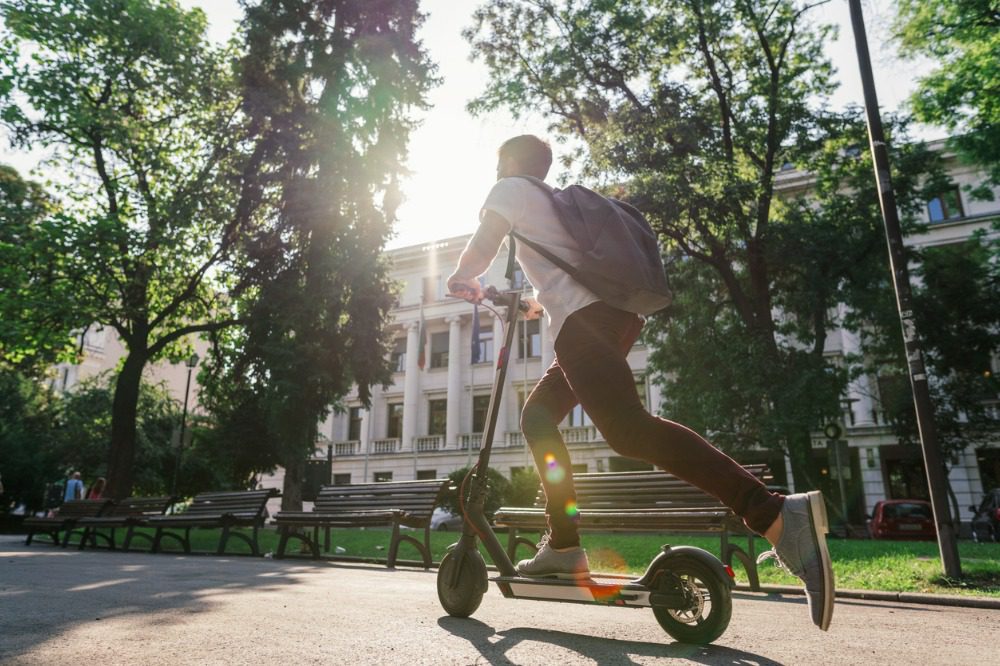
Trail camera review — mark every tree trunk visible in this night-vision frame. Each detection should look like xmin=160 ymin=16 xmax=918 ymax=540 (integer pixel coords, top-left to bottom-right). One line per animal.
xmin=105 ymin=352 xmax=147 ymax=500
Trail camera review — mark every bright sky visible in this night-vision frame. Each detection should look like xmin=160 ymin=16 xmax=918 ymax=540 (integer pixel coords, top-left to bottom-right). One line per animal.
xmin=4 ymin=0 xmax=935 ymax=251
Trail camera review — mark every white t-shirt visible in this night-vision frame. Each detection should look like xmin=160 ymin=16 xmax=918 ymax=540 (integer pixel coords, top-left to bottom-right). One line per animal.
xmin=481 ymin=177 xmax=600 ymax=342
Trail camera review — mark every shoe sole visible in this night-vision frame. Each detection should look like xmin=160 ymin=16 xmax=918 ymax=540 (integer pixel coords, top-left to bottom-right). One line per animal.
xmin=806 ymin=490 xmax=835 ymax=631
xmin=515 ymin=569 xmax=592 ymax=581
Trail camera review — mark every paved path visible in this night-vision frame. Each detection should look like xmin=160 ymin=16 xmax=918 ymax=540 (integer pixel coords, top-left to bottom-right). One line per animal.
xmin=1 ymin=537 xmax=996 ymax=665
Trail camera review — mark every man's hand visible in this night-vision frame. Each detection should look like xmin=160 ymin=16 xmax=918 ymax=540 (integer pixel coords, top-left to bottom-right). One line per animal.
xmin=447 ymin=274 xmax=484 ymax=303
xmin=523 ymin=297 xmax=544 ymax=320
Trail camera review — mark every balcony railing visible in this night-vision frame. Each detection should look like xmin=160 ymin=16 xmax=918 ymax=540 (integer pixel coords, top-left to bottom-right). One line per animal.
xmin=459 ymin=433 xmax=483 ymax=450
xmin=415 ymin=435 xmax=443 ymax=452
xmin=334 ymin=441 xmax=360 ymax=456
xmin=371 ymin=438 xmax=400 ymax=454
xmin=560 ymin=425 xmax=598 ymax=443
xmin=505 ymin=427 xmax=601 ymax=448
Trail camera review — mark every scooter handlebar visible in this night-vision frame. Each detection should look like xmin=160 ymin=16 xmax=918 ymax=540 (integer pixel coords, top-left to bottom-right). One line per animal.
xmin=483 ymin=285 xmax=530 ymax=312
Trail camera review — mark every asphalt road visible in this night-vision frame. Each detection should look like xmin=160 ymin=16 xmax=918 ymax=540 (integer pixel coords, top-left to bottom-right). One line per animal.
xmin=1 ymin=536 xmax=996 ymax=665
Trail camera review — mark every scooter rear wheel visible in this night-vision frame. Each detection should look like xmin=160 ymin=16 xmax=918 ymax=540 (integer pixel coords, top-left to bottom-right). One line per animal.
xmin=651 ymin=556 xmax=732 ymax=644
xmin=437 ymin=547 xmax=488 ymax=617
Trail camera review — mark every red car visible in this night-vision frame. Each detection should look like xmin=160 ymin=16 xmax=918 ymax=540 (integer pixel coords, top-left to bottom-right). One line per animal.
xmin=868 ymin=499 xmax=936 ymax=540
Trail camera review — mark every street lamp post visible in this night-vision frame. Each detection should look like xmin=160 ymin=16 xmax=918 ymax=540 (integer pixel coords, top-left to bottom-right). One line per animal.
xmin=846 ymin=0 xmax=961 ymax=577
xmin=170 ymin=353 xmax=200 ymax=498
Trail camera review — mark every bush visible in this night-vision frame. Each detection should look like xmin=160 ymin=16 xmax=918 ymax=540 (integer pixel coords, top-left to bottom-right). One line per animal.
xmin=441 ymin=465 xmax=511 ymax=519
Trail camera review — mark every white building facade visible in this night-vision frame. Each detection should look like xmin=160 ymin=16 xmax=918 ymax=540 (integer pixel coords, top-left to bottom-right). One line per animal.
xmin=319 ymin=143 xmax=1000 ymax=531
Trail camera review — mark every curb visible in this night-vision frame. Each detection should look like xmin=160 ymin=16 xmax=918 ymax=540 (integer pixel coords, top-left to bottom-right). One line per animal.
xmin=734 ymin=583 xmax=1000 ymax=610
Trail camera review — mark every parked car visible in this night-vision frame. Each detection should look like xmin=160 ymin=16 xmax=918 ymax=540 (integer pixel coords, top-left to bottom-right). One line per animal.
xmin=969 ymin=489 xmax=1000 ymax=543
xmin=431 ymin=507 xmax=464 ymax=531
xmin=867 ymin=499 xmax=935 ymax=540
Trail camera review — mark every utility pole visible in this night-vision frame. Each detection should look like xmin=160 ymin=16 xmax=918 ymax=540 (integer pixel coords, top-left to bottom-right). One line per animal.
xmin=846 ymin=0 xmax=961 ymax=577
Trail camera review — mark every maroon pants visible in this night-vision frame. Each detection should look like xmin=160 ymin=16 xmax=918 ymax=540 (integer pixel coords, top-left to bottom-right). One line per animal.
xmin=521 ymin=301 xmax=784 ymax=548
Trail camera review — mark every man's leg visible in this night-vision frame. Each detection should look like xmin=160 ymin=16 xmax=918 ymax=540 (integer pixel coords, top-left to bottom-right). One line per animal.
xmin=520 ymin=360 xmax=580 ymax=548
xmin=553 ymin=302 xmax=782 ymax=534
xmin=555 ymin=301 xmax=833 ymax=630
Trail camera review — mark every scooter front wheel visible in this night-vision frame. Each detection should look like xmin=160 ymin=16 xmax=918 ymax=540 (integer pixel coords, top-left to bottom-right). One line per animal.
xmin=437 ymin=546 xmax=488 ymax=617
xmin=651 ymin=555 xmax=732 ymax=644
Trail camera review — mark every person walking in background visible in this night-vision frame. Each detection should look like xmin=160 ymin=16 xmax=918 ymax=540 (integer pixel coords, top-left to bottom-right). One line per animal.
xmin=63 ymin=471 xmax=83 ymax=502
xmin=85 ymin=477 xmax=106 ymax=500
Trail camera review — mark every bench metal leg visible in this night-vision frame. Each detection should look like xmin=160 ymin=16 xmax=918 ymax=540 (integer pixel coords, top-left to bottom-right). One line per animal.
xmin=275 ymin=525 xmax=319 ymax=559
xmin=387 ymin=519 xmax=431 ymax=569
xmin=721 ymin=531 xmax=761 ymax=591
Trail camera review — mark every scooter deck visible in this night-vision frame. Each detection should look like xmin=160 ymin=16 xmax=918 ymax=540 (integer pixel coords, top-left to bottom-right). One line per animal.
xmin=490 ymin=575 xmax=662 ymax=608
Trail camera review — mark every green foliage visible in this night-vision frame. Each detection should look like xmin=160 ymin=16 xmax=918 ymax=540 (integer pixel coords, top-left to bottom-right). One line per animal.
xmin=465 ymin=0 xmax=867 ymax=484
xmin=0 ymin=0 xmax=249 ymax=497
xmin=440 ymin=466 xmax=512 ymax=519
xmin=200 ymin=1 xmax=435 ymax=510
xmin=0 ymin=370 xmax=184 ymax=510
xmin=894 ymin=0 xmax=1000 ymax=185
xmin=0 ymin=369 xmax=56 ymax=510
xmin=508 ymin=467 xmax=541 ymax=507
xmin=0 ymin=164 xmax=77 ymax=373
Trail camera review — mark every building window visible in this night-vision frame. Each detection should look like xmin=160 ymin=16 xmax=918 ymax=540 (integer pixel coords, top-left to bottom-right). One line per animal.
xmin=518 ymin=319 xmax=541 ymax=359
xmin=927 ymin=188 xmax=964 ymax=223
xmin=567 ymin=404 xmax=593 ymax=427
xmin=374 ymin=471 xmax=393 ymax=483
xmin=347 ymin=406 xmax=362 ymax=441
xmin=474 ymin=326 xmax=493 ymax=364
xmin=387 ymin=402 xmax=403 ymax=439
xmin=333 ymin=473 xmax=351 ymax=485
xmin=416 ymin=469 xmax=437 ymax=480
xmin=472 ymin=395 xmax=491 ymax=433
xmin=423 ymin=275 xmax=442 ymax=303
xmin=429 ymin=398 xmax=447 ymax=435
xmin=430 ymin=331 xmax=449 ymax=368
xmin=390 ymin=337 xmax=406 ymax=372
xmin=509 ymin=264 xmax=530 ymax=290
xmin=635 ymin=375 xmax=648 ymax=410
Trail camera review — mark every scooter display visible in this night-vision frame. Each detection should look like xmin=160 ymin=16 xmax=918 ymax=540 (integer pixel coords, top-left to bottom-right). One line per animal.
xmin=436 ymin=287 xmax=735 ymax=645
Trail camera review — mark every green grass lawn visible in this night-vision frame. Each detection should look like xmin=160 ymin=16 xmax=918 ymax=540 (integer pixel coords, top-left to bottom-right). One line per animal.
xmin=66 ymin=526 xmax=1000 ymax=598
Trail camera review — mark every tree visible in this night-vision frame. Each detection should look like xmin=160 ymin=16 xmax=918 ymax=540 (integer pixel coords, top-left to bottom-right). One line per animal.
xmin=466 ymin=0 xmax=852 ymax=488
xmin=0 ymin=1 xmax=254 ymax=498
xmin=48 ymin=376 xmax=181 ymax=496
xmin=467 ymin=1 xmax=953 ymax=501
xmin=200 ymin=0 xmax=436 ymax=510
xmin=894 ymin=0 xmax=1000 ymax=186
xmin=0 ymin=165 xmax=71 ymax=374
xmin=0 ymin=368 xmax=57 ymax=511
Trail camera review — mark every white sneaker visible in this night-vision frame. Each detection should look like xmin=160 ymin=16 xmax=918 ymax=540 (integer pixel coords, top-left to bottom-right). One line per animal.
xmin=516 ymin=533 xmax=590 ymax=580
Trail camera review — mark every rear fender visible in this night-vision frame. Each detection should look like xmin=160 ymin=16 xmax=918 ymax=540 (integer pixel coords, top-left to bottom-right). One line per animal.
xmin=634 ymin=545 xmax=735 ymax=590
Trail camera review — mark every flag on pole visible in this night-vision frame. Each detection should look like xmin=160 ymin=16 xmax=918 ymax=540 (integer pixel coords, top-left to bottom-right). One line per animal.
xmin=471 ymin=304 xmax=482 ymax=364
xmin=417 ymin=303 xmax=427 ymax=370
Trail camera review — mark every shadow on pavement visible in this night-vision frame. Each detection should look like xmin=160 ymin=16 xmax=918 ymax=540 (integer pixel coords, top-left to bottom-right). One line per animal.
xmin=438 ymin=616 xmax=785 ymax=666
xmin=0 ymin=539 xmax=328 ymax=662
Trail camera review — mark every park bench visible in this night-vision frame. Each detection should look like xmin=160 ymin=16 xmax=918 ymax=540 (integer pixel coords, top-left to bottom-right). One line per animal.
xmin=493 ymin=464 xmax=774 ymax=591
xmin=142 ymin=489 xmax=279 ymax=556
xmin=273 ymin=478 xmax=452 ymax=568
xmin=23 ymin=499 xmax=114 ymax=547
xmin=75 ymin=495 xmax=175 ymax=551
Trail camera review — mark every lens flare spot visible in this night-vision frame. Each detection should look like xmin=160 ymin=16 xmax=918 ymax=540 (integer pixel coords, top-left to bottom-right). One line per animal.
xmin=545 ymin=466 xmax=566 ymax=483
xmin=564 ymin=500 xmax=579 ymax=518
xmin=544 ymin=453 xmax=557 ymax=467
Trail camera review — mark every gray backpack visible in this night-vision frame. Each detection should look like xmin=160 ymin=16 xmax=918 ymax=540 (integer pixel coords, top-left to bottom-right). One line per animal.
xmin=507 ymin=176 xmax=672 ymax=316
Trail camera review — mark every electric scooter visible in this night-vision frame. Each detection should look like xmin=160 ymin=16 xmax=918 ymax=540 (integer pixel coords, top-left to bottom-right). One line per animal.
xmin=437 ymin=287 xmax=736 ymax=645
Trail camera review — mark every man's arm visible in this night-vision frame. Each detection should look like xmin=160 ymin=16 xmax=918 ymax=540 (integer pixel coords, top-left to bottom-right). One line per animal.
xmin=447 ymin=210 xmax=510 ymax=301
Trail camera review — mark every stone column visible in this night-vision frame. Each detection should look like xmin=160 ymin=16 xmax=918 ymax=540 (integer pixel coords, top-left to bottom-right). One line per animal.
xmin=841 ymin=319 xmax=876 ymax=427
xmin=540 ymin=318 xmax=555 ymax=371
xmin=446 ymin=315 xmax=463 ymax=448
xmin=402 ymin=320 xmax=421 ymax=453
